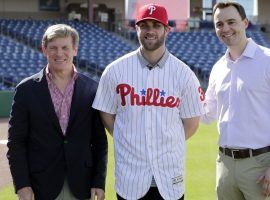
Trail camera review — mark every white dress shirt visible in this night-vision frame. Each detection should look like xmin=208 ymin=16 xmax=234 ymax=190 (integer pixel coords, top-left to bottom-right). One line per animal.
xmin=201 ymin=39 xmax=270 ymax=149
xmin=93 ymin=49 xmax=204 ymax=199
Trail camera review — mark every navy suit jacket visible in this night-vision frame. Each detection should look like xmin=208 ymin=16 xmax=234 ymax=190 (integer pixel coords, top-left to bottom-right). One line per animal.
xmin=7 ymin=69 xmax=108 ymax=200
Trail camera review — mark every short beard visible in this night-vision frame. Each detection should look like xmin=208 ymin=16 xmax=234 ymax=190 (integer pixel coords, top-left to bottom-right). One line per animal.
xmin=139 ymin=34 xmax=165 ymax=51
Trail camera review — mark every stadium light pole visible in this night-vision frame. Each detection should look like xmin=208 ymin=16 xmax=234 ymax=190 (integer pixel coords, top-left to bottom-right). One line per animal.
xmin=2 ymin=0 xmax=5 ymax=18
xmin=88 ymin=0 xmax=93 ymax=23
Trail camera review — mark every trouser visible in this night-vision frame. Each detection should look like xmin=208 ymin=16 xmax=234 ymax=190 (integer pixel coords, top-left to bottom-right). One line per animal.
xmin=55 ymin=179 xmax=89 ymax=200
xmin=216 ymin=151 xmax=270 ymax=200
xmin=117 ymin=187 xmax=184 ymax=200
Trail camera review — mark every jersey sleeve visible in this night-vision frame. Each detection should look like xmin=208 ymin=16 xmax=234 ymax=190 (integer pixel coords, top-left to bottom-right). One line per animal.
xmin=92 ymin=67 xmax=118 ymax=114
xmin=179 ymin=70 xmax=206 ymax=118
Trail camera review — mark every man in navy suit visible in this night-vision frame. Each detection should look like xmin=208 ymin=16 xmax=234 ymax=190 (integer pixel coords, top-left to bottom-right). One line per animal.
xmin=7 ymin=24 xmax=108 ymax=200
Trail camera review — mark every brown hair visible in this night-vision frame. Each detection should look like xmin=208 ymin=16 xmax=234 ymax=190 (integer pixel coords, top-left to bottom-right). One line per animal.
xmin=213 ymin=1 xmax=247 ymax=20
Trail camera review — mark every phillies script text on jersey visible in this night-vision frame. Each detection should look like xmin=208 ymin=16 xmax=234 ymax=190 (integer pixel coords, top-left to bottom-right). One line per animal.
xmin=116 ymin=83 xmax=180 ymax=108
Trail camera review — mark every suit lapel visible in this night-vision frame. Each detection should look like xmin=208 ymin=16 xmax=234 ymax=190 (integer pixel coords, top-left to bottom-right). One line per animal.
xmin=33 ymin=69 xmax=63 ymax=135
xmin=66 ymin=74 xmax=86 ymax=134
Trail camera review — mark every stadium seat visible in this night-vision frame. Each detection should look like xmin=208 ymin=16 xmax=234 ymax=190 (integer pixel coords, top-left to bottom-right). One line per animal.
xmin=1 ymin=19 xmax=270 ymax=89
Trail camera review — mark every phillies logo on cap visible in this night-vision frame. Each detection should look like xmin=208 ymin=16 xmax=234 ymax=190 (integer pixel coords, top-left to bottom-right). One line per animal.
xmin=136 ymin=3 xmax=169 ymax=26
xmin=148 ymin=5 xmax=156 ymax=15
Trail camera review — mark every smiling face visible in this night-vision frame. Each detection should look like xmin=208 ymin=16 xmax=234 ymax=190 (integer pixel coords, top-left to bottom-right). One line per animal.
xmin=42 ymin=36 xmax=78 ymax=73
xmin=214 ymin=6 xmax=248 ymax=49
xmin=136 ymin=19 xmax=169 ymax=51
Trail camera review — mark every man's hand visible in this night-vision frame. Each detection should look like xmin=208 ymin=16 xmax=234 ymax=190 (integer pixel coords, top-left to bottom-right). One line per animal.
xmin=91 ymin=188 xmax=105 ymax=200
xmin=182 ymin=116 xmax=200 ymax=140
xmin=257 ymin=167 xmax=270 ymax=197
xmin=17 ymin=187 xmax=34 ymax=200
xmin=99 ymin=111 xmax=115 ymax=136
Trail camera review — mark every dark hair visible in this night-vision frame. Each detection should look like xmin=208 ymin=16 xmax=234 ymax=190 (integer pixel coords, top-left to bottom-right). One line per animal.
xmin=213 ymin=1 xmax=247 ymax=20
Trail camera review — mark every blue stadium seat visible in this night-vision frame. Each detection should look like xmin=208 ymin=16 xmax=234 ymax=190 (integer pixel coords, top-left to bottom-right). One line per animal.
xmin=1 ymin=19 xmax=269 ymax=88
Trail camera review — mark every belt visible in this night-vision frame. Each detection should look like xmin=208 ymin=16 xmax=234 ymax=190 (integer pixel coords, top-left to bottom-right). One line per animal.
xmin=219 ymin=146 xmax=270 ymax=159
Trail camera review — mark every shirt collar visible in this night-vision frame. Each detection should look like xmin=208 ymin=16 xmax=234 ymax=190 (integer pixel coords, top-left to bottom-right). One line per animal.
xmin=136 ymin=48 xmax=169 ymax=69
xmin=45 ymin=65 xmax=78 ymax=81
xmin=242 ymin=38 xmax=257 ymax=58
xmin=225 ymin=38 xmax=257 ymax=61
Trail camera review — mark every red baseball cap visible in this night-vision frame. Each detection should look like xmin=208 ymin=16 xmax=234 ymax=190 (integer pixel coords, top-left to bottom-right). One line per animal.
xmin=136 ymin=4 xmax=168 ymax=26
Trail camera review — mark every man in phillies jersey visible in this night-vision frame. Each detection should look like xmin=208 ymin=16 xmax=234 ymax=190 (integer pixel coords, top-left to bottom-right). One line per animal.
xmin=93 ymin=3 xmax=205 ymax=200
xmin=201 ymin=2 xmax=270 ymax=200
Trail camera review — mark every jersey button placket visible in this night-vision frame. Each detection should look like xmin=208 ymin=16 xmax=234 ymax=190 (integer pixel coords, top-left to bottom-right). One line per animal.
xmin=145 ymin=69 xmax=154 ymax=165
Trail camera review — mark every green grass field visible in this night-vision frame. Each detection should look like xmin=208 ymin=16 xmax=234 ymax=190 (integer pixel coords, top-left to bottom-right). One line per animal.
xmin=0 ymin=123 xmax=218 ymax=200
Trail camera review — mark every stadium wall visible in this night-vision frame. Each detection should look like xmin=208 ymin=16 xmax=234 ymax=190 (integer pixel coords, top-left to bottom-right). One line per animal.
xmin=0 ymin=0 xmax=66 ymax=19
xmin=258 ymin=0 xmax=270 ymax=25
xmin=0 ymin=91 xmax=13 ymax=118
xmin=95 ymin=0 xmax=124 ymax=20
xmin=125 ymin=0 xmax=189 ymax=31
xmin=0 ymin=0 xmax=124 ymax=20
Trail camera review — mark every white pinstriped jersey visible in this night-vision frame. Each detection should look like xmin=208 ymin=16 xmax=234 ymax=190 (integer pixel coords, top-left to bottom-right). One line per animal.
xmin=93 ymin=49 xmax=205 ymax=199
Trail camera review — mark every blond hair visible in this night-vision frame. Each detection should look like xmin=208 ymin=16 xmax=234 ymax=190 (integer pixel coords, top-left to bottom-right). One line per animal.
xmin=42 ymin=24 xmax=79 ymax=48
